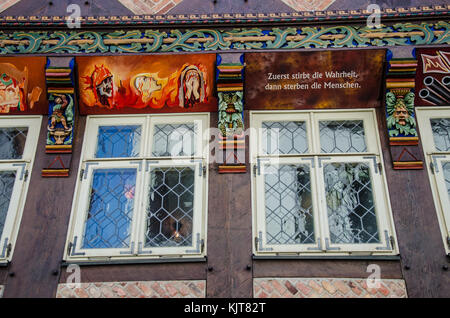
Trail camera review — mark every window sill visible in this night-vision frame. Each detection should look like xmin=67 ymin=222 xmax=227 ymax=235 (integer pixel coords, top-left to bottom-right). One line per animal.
xmin=61 ymin=256 xmax=207 ymax=267
xmin=0 ymin=261 xmax=9 ymax=267
xmin=252 ymin=254 xmax=401 ymax=261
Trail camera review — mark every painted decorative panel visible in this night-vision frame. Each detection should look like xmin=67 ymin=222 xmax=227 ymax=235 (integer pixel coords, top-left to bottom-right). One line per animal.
xmin=415 ymin=47 xmax=450 ymax=106
xmin=245 ymin=50 xmax=385 ymax=110
xmin=76 ymin=54 xmax=217 ymax=114
xmin=0 ymin=57 xmax=46 ymax=114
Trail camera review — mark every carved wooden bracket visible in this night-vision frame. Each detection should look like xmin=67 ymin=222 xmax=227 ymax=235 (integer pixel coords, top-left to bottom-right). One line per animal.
xmin=42 ymin=57 xmax=76 ymax=177
xmin=386 ymin=54 xmax=423 ymax=170
xmin=216 ymin=54 xmax=246 ymax=174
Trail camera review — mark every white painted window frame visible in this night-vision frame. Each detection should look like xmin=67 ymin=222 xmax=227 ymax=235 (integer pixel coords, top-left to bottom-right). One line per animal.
xmin=0 ymin=116 xmax=41 ymax=263
xmin=251 ymin=109 xmax=398 ymax=256
xmin=64 ymin=113 xmax=209 ymax=261
xmin=416 ymin=106 xmax=450 ymax=255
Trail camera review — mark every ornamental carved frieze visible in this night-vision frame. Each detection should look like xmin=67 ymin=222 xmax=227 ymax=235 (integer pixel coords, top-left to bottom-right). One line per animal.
xmin=0 ymin=22 xmax=449 ymax=55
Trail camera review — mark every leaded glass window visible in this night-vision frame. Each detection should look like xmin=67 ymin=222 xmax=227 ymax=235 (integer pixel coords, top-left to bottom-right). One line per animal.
xmin=320 ymin=121 xmax=367 ymax=153
xmin=82 ymin=169 xmax=136 ymax=249
xmin=431 ymin=118 xmax=450 ymax=152
xmin=0 ymin=127 xmax=28 ymax=159
xmin=324 ymin=163 xmax=379 ymax=244
xmin=0 ymin=117 xmax=41 ymax=262
xmin=416 ymin=108 xmax=450 ymax=255
xmin=145 ymin=167 xmax=195 ymax=247
xmin=443 ymin=162 xmax=450 ymax=201
xmin=262 ymin=121 xmax=308 ymax=154
xmin=152 ymin=123 xmax=196 ymax=157
xmin=66 ymin=114 xmax=208 ymax=260
xmin=96 ymin=125 xmax=141 ymax=158
xmin=264 ymin=164 xmax=314 ymax=245
xmin=0 ymin=171 xmax=16 ymax=239
xmin=252 ymin=110 xmax=395 ymax=254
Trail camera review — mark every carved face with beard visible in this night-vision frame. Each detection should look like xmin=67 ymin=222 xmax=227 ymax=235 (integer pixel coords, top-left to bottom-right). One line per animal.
xmin=393 ymin=99 xmax=410 ymax=126
xmin=386 ymin=91 xmax=417 ymax=137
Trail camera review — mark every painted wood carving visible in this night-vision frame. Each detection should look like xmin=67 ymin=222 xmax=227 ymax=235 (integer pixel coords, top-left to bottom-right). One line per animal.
xmin=216 ymin=54 xmax=246 ymax=174
xmin=76 ymin=54 xmax=217 ymax=114
xmin=0 ymin=57 xmax=46 ymax=114
xmin=42 ymin=57 xmax=76 ymax=178
xmin=415 ymin=48 xmax=450 ymax=106
xmin=386 ymin=53 xmax=423 ymax=170
xmin=45 ymin=57 xmax=75 ymax=153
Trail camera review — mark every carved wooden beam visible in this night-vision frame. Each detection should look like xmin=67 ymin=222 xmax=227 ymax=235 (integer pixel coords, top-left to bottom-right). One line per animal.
xmin=0 ymin=22 xmax=448 ymax=54
xmin=41 ymin=57 xmax=75 ymax=177
xmin=386 ymin=54 xmax=424 ymax=170
xmin=216 ymin=53 xmax=246 ymax=174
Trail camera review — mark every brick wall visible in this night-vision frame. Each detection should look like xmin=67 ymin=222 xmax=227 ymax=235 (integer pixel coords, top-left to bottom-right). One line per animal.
xmin=254 ymin=278 xmax=407 ymax=298
xmin=0 ymin=0 xmax=21 ymax=13
xmin=281 ymin=0 xmax=336 ymax=11
xmin=118 ymin=0 xmax=183 ymax=15
xmin=56 ymin=280 xmax=205 ymax=298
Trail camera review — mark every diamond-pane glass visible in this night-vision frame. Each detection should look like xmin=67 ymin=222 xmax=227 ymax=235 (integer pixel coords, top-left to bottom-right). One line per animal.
xmin=145 ymin=167 xmax=195 ymax=247
xmin=0 ymin=127 xmax=28 ymax=159
xmin=320 ymin=121 xmax=367 ymax=153
xmin=324 ymin=163 xmax=380 ymax=244
xmin=264 ymin=164 xmax=315 ymax=245
xmin=0 ymin=171 xmax=16 ymax=239
xmin=431 ymin=118 xmax=450 ymax=152
xmin=262 ymin=121 xmax=308 ymax=154
xmin=442 ymin=161 xmax=450 ymax=203
xmin=96 ymin=125 xmax=141 ymax=158
xmin=82 ymin=168 xmax=136 ymax=249
xmin=152 ymin=124 xmax=196 ymax=157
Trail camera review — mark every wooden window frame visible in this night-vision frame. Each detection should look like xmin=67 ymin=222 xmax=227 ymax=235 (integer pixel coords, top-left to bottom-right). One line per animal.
xmin=0 ymin=116 xmax=41 ymax=263
xmin=64 ymin=113 xmax=209 ymax=261
xmin=416 ymin=106 xmax=450 ymax=255
xmin=250 ymin=109 xmax=398 ymax=256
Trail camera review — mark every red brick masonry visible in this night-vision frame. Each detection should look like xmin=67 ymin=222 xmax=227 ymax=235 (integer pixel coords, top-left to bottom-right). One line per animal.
xmin=56 ymin=280 xmax=206 ymax=298
xmin=254 ymin=278 xmax=407 ymax=298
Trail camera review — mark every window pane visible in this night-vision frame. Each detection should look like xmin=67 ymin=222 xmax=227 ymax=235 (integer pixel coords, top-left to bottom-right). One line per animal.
xmin=145 ymin=167 xmax=195 ymax=247
xmin=0 ymin=128 xmax=28 ymax=159
xmin=442 ymin=161 xmax=450 ymax=204
xmin=95 ymin=125 xmax=141 ymax=158
xmin=262 ymin=121 xmax=308 ymax=154
xmin=82 ymin=169 xmax=136 ymax=249
xmin=0 ymin=171 xmax=16 ymax=239
xmin=320 ymin=121 xmax=367 ymax=153
xmin=152 ymin=123 xmax=196 ymax=157
xmin=264 ymin=164 xmax=315 ymax=245
xmin=431 ymin=118 xmax=450 ymax=152
xmin=323 ymin=163 xmax=380 ymax=244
